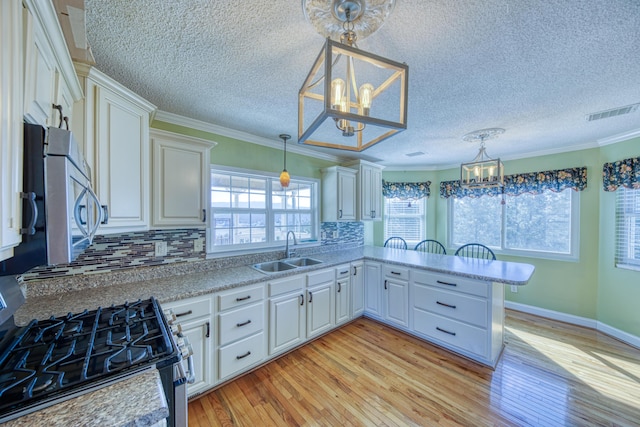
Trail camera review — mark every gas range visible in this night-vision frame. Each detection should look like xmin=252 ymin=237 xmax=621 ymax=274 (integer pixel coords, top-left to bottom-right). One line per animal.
xmin=0 ymin=296 xmax=179 ymax=423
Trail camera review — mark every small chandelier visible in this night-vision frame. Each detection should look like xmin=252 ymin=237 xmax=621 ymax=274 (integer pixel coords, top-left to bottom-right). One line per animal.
xmin=298 ymin=0 xmax=408 ymax=151
xmin=279 ymin=134 xmax=291 ymax=188
xmin=460 ymin=128 xmax=505 ymax=188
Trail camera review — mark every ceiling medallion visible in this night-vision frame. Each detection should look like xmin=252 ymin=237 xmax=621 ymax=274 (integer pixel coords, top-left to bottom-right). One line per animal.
xmin=298 ymin=0 xmax=408 ymax=152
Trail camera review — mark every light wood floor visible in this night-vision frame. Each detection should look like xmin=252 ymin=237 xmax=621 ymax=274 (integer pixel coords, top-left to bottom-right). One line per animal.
xmin=188 ymin=310 xmax=640 ymax=426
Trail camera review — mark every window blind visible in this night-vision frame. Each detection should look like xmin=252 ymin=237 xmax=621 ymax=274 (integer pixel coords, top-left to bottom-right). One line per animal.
xmin=616 ymin=187 xmax=640 ymax=268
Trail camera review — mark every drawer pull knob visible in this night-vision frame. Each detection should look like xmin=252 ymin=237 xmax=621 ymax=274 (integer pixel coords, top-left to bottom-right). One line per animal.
xmin=236 ymin=319 xmax=252 ymax=327
xmin=206 ymin=321 xmax=210 ymax=338
xmin=236 ymin=351 xmax=251 ymax=360
xmin=436 ymin=301 xmax=457 ymax=309
xmin=236 ymin=295 xmax=251 ymax=301
xmin=175 ymin=310 xmax=193 ymax=317
xmin=340 ymin=270 xmax=349 ymax=275
xmin=391 ymin=271 xmax=401 ymax=275
xmin=436 ymin=280 xmax=457 ymax=287
xmin=436 ymin=326 xmax=456 ymax=336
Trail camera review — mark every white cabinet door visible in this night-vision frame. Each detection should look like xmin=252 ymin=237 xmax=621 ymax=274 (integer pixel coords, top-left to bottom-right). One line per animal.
xmin=151 ymin=130 xmax=216 ymax=228
xmin=384 ymin=277 xmax=409 ymax=328
xmin=335 ymin=277 xmax=350 ymax=325
xmin=95 ymin=86 xmax=151 ymax=232
xmin=269 ymin=291 xmax=305 ymax=355
xmin=364 ymin=261 xmax=382 ymax=318
xmin=351 ymin=261 xmax=365 ymax=318
xmin=306 ymin=282 xmax=334 ymax=338
xmin=338 ymin=170 xmax=357 ymax=221
xmin=0 ymin=0 xmax=24 ymax=261
xmin=179 ymin=316 xmax=214 ymax=397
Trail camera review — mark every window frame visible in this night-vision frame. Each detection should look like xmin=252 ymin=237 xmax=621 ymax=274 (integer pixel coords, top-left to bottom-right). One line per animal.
xmin=207 ymin=165 xmax=320 ymax=256
xmin=383 ymin=196 xmax=427 ymax=249
xmin=447 ymin=189 xmax=580 ymax=261
xmin=615 ymin=186 xmax=640 ymax=271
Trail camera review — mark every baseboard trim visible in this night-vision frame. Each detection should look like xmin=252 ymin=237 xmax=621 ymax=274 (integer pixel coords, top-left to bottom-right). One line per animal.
xmin=505 ymin=301 xmax=640 ymax=350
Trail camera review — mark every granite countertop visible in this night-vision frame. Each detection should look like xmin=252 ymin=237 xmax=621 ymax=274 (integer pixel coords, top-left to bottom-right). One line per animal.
xmin=15 ymin=246 xmax=535 ymax=325
xmin=3 ymin=369 xmax=168 ymax=427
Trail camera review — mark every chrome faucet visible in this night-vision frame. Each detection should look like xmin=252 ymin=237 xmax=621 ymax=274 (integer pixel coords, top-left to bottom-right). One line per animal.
xmin=285 ymin=231 xmax=298 ymax=258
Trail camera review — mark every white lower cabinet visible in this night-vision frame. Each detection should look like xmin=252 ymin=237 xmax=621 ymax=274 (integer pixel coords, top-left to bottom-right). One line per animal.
xmin=335 ymin=265 xmax=351 ymax=325
xmin=268 ymin=275 xmax=306 ymax=355
xmin=306 ymin=269 xmax=335 ymax=338
xmin=161 ymin=294 xmax=214 ymax=397
xmin=363 ymin=261 xmax=382 ymax=318
xmin=217 ymin=285 xmax=266 ymax=381
xmin=351 ymin=261 xmax=364 ymax=318
xmin=383 ymin=265 xmax=409 ymax=328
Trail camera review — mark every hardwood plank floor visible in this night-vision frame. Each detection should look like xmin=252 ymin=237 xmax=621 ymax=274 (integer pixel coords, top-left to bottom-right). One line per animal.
xmin=189 ymin=310 xmax=640 ymax=426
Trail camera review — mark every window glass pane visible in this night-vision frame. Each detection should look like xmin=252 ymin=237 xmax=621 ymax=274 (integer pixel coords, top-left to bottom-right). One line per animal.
xmin=451 ymin=197 xmax=501 ymax=247
xmin=249 ymin=179 xmax=266 ymax=209
xmin=616 ymin=187 xmax=640 ymax=267
xmin=211 ymin=173 xmax=231 ymax=208
xmin=384 ymin=197 xmax=426 ymax=246
xmin=505 ymin=190 xmax=571 ymax=253
xmin=212 ymin=213 xmax=231 ymax=245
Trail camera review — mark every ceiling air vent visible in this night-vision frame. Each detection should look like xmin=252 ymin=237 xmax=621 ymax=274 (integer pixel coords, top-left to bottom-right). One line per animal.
xmin=405 ymin=151 xmax=425 ymax=157
xmin=586 ymin=103 xmax=639 ymax=121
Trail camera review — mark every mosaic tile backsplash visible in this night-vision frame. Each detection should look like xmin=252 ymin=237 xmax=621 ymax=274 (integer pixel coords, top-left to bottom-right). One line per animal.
xmin=21 ymin=222 xmax=364 ymax=283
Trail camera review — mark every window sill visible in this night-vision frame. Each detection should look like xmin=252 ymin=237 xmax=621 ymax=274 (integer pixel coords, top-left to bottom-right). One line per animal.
xmin=206 ymin=241 xmax=321 ymax=259
xmin=615 ymin=263 xmax=640 ymax=272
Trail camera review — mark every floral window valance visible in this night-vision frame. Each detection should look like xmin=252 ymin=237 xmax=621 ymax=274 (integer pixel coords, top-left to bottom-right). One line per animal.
xmin=440 ymin=167 xmax=587 ymax=198
xmin=382 ymin=180 xmax=431 ymax=200
xmin=603 ymin=156 xmax=640 ymax=191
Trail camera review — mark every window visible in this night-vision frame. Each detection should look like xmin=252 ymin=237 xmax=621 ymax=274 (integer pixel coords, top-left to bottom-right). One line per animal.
xmin=384 ymin=197 xmax=426 ymax=248
xmin=616 ymin=187 xmax=640 ymax=269
xmin=449 ymin=189 xmax=579 ymax=259
xmin=209 ymin=168 xmax=319 ymax=253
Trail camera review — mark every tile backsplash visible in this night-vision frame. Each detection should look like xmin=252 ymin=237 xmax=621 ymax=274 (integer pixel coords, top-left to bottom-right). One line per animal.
xmin=21 ymin=223 xmax=364 ymax=283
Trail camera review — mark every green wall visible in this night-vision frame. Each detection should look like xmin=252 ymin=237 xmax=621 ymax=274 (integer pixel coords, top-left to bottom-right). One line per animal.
xmin=151 ymin=120 xmax=336 ymax=179
xmin=381 ymin=140 xmax=639 ymax=337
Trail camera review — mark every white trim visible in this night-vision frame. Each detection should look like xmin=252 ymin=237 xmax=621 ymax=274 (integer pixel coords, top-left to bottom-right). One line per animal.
xmin=154 ymin=110 xmax=342 ymax=162
xmin=505 ymin=301 xmax=640 ymax=349
xmin=597 ymin=128 xmax=640 ymax=146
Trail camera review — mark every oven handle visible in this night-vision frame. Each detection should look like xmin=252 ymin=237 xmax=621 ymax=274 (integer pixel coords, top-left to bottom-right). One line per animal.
xmin=185 ymin=354 xmax=196 ymax=384
xmin=174 ymin=358 xmax=188 ymax=387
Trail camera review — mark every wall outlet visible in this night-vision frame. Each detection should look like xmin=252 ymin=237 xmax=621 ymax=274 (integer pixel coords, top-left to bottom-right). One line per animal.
xmin=321 ymin=231 xmax=326 ymax=239
xmin=193 ymin=238 xmax=204 ymax=252
xmin=155 ymin=241 xmax=167 ymax=257
xmin=332 ymin=231 xmax=339 ymax=238
xmin=510 ymin=285 xmax=518 ymax=293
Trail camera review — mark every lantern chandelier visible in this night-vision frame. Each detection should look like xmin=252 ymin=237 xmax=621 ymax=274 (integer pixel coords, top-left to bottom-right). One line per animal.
xmin=460 ymin=128 xmax=505 ymax=188
xmin=298 ymin=0 xmax=408 ymax=151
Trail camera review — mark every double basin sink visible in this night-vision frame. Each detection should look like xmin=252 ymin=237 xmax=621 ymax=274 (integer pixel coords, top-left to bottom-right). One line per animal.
xmin=252 ymin=257 xmax=323 ymax=274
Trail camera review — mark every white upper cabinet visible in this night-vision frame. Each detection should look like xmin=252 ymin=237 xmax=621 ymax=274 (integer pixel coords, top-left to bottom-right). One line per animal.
xmin=150 ymin=129 xmax=216 ymax=228
xmin=23 ymin=0 xmax=82 ymax=128
xmin=346 ymin=160 xmax=384 ymax=221
xmin=320 ymin=166 xmax=357 ymax=222
xmin=0 ymin=0 xmax=24 ymax=261
xmin=74 ymin=65 xmax=156 ymax=234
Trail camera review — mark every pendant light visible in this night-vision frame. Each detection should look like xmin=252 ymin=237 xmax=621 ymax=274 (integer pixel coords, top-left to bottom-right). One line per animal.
xmin=279 ymin=133 xmax=291 ymax=188
xmin=460 ymin=128 xmax=505 ymax=188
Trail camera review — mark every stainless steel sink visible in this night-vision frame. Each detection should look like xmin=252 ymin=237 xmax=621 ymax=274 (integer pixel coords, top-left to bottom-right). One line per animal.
xmin=284 ymin=257 xmax=323 ymax=267
xmin=252 ymin=257 xmax=323 ymax=273
xmin=253 ymin=261 xmax=297 ymax=273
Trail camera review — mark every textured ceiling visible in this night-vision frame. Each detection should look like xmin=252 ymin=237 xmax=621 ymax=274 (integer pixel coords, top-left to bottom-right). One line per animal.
xmin=83 ymin=0 xmax=640 ymax=168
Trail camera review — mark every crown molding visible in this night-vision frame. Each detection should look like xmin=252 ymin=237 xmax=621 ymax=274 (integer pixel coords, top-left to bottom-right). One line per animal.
xmin=597 ymin=128 xmax=640 ymax=146
xmin=154 ymin=110 xmax=341 ymax=162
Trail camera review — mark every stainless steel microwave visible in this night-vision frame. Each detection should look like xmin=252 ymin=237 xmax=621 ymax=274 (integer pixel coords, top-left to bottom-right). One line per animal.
xmin=0 ymin=123 xmax=107 ymax=276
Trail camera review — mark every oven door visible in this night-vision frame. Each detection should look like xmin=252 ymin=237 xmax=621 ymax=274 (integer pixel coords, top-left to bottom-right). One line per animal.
xmin=159 ymin=337 xmax=194 ymax=427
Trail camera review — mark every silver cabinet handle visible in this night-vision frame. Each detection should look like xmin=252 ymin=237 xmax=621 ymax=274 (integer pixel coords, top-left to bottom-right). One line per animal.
xmin=20 ymin=192 xmax=38 ymax=235
xmin=101 ymin=205 xmax=109 ymax=225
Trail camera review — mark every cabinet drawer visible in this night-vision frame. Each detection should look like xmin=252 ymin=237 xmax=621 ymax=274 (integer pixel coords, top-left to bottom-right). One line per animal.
xmin=413 ymin=284 xmax=488 ymax=328
xmin=307 ymin=268 xmax=335 ymax=287
xmin=162 ymin=295 xmax=211 ymax=322
xmin=269 ymin=275 xmax=305 ymax=297
xmin=413 ymin=309 xmax=487 ymax=357
xmin=383 ymin=265 xmax=409 ymax=281
xmin=412 ymin=270 xmax=489 ymax=298
xmin=218 ymin=302 xmax=265 ymax=346
xmin=335 ymin=264 xmax=351 ymax=279
xmin=218 ymin=284 xmax=264 ymax=311
xmin=219 ymin=332 xmax=265 ymax=379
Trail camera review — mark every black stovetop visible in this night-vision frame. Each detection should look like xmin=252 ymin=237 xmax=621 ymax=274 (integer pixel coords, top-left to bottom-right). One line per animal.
xmin=0 ymin=297 xmax=178 ymax=421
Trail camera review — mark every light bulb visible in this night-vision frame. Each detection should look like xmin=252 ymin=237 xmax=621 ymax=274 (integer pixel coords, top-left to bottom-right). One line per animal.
xmin=359 ymin=83 xmax=374 ymax=116
xmin=331 ymin=78 xmax=345 ymax=109
xmin=279 ymin=170 xmax=290 ymax=188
